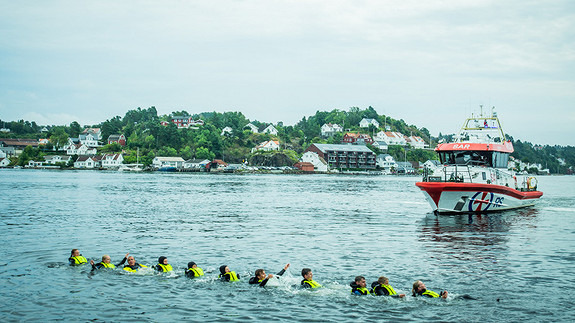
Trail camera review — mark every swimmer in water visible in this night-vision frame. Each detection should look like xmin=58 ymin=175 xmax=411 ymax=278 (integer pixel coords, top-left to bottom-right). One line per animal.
xmin=185 ymin=262 xmax=204 ymax=278
xmin=123 ymin=256 xmax=148 ymax=273
xmin=155 ymin=256 xmax=173 ymax=273
xmin=412 ymin=280 xmax=448 ymax=299
xmin=301 ymin=268 xmax=321 ymax=288
xmin=90 ymin=253 xmax=129 ymax=272
xmin=69 ymin=249 xmax=88 ymax=266
xmin=350 ymin=276 xmax=370 ymax=295
xmin=219 ymin=265 xmax=240 ymax=282
xmin=249 ymin=263 xmax=290 ymax=287
xmin=370 ymin=276 xmax=405 ymax=298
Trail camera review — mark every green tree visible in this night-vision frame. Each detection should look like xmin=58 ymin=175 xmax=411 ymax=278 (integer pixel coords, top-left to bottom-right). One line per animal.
xmin=196 ymin=147 xmax=215 ymax=160
xmin=69 ymin=121 xmax=82 ymax=137
xmin=49 ymin=127 xmax=69 ymax=150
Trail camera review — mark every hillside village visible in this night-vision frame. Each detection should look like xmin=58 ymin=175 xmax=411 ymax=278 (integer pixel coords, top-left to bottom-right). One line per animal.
xmin=0 ymin=106 xmax=573 ymax=174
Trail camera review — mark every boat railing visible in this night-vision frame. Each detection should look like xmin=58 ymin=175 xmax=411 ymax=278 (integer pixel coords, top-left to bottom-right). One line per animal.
xmin=422 ymin=165 xmax=474 ymax=183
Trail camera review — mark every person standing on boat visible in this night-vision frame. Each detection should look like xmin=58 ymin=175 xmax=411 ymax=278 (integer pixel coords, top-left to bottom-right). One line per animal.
xmin=350 ymin=276 xmax=370 ymax=295
xmin=155 ymin=256 xmax=173 ymax=273
xmin=68 ymin=249 xmax=88 ymax=266
xmin=249 ymin=263 xmax=290 ymax=287
xmin=370 ymin=276 xmax=405 ymax=298
xmin=301 ymin=268 xmax=321 ymax=288
xmin=412 ymin=280 xmax=448 ymax=299
xmin=219 ymin=265 xmax=240 ymax=281
xmin=123 ymin=256 xmax=148 ymax=273
xmin=90 ymin=253 xmax=129 ymax=272
xmin=185 ymin=262 xmax=204 ymax=278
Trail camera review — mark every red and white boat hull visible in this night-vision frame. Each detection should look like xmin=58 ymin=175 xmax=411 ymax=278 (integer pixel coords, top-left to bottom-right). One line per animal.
xmin=415 ymin=182 xmax=543 ymax=213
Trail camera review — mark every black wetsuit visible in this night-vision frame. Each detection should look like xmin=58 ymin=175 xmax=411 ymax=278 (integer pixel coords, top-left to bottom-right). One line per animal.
xmin=248 ymin=268 xmax=287 ymax=287
xmin=371 ymin=282 xmax=401 ymax=297
xmin=220 ymin=272 xmax=240 ymax=282
xmin=91 ymin=257 xmax=127 ymax=272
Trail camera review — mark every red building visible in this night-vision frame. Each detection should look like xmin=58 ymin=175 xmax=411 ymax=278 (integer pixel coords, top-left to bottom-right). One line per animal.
xmin=107 ymin=134 xmax=126 ymax=146
xmin=342 ymin=132 xmax=374 ymax=145
xmin=294 ymin=162 xmax=315 ymax=172
xmin=170 ymin=116 xmax=205 ymax=128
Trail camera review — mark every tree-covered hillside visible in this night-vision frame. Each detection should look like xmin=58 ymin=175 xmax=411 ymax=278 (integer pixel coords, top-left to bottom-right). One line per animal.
xmin=1 ymin=106 xmax=573 ymax=173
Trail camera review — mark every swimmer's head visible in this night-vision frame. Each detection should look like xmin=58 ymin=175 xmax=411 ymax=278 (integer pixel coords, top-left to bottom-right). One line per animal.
xmin=378 ymin=276 xmax=389 ymax=285
xmin=255 ymin=269 xmax=266 ymax=280
xmin=71 ymin=249 xmax=80 ymax=257
xmin=412 ymin=280 xmax=425 ymax=295
xmin=219 ymin=265 xmax=228 ymax=275
xmin=127 ymin=256 xmax=135 ymax=265
xmin=355 ymin=276 xmax=366 ymax=288
xmin=188 ymin=262 xmax=197 ymax=269
xmin=158 ymin=256 xmax=167 ymax=265
xmin=102 ymin=255 xmax=111 ymax=263
xmin=301 ymin=268 xmax=313 ymax=280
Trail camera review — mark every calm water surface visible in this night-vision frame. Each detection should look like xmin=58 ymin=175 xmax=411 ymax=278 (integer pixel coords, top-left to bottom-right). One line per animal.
xmin=1 ymin=169 xmax=574 ymax=322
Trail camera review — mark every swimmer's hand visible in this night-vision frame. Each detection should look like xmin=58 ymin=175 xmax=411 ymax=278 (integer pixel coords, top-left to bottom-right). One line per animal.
xmin=284 ymin=263 xmax=290 ymax=270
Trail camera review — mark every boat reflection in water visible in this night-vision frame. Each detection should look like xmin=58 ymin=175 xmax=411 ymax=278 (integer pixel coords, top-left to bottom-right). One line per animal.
xmin=418 ymin=209 xmax=539 ymax=269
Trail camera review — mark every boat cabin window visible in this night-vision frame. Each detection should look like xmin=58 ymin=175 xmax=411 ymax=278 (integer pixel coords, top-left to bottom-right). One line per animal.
xmin=491 ymin=151 xmax=509 ymax=168
xmin=439 ymin=151 xmax=492 ymax=167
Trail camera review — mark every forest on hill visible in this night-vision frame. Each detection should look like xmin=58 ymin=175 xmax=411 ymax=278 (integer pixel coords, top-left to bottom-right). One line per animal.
xmin=1 ymin=106 xmax=573 ymax=174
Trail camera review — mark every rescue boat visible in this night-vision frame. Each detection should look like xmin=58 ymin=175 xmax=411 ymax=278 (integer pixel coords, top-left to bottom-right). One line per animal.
xmin=416 ymin=107 xmax=543 ymax=214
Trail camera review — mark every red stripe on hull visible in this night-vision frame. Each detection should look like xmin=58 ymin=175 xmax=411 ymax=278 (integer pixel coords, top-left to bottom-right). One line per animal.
xmin=415 ymin=182 xmax=543 ymax=206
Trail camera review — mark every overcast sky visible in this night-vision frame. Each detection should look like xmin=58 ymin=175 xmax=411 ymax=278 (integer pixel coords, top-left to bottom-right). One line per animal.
xmin=1 ymin=0 xmax=573 ymax=145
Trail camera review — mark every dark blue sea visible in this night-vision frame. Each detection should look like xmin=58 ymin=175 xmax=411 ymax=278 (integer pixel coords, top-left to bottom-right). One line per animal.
xmin=1 ymin=169 xmax=574 ymax=322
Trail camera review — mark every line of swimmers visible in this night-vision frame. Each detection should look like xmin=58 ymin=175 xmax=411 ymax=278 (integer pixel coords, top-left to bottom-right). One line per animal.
xmin=69 ymin=249 xmax=448 ymax=298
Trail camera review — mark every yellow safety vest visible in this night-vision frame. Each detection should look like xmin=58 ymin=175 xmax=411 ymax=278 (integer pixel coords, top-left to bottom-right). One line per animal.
xmin=123 ymin=264 xmax=148 ymax=273
xmin=352 ymin=287 xmax=371 ymax=295
xmin=188 ymin=267 xmax=204 ymax=277
xmin=220 ymin=271 xmax=239 ymax=281
xmin=379 ymin=284 xmax=397 ymax=296
xmin=422 ymin=289 xmax=440 ymax=298
xmin=71 ymin=256 xmax=87 ymax=265
xmin=101 ymin=262 xmax=115 ymax=269
xmin=157 ymin=263 xmax=173 ymax=272
xmin=303 ymin=280 xmax=321 ymax=288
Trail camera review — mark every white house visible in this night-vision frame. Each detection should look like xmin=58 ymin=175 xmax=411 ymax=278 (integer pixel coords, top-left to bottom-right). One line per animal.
xmin=376 ymin=154 xmax=398 ymax=174
xmin=359 ymin=118 xmax=380 ymax=128
xmin=262 ymin=124 xmax=278 ymax=135
xmin=0 ymin=157 xmax=11 ymax=167
xmin=378 ymin=131 xmax=407 ymax=146
xmin=300 ymin=151 xmax=329 ymax=172
xmin=100 ymin=154 xmax=124 ymax=168
xmin=245 ymin=123 xmax=259 ymax=133
xmin=184 ymin=158 xmax=211 ymax=169
xmin=152 ymin=157 xmax=185 ymax=169
xmin=0 ymin=149 xmax=6 ymax=158
xmin=221 ymin=127 xmax=233 ymax=136
xmin=74 ymin=156 xmax=100 ymax=169
xmin=66 ymin=143 xmax=97 ymax=155
xmin=251 ymin=140 xmax=280 ymax=153
xmin=406 ymin=136 xmax=427 ymax=149
xmin=321 ymin=123 xmax=344 ymax=137
xmin=372 ymin=140 xmax=388 ymax=151
xmin=79 ymin=128 xmax=102 ymax=146
xmin=79 ymin=133 xmax=100 ymax=147
xmin=44 ymin=155 xmax=72 ymax=165
xmin=423 ymin=159 xmax=441 ymax=170
xmin=26 ymin=160 xmax=44 ymax=167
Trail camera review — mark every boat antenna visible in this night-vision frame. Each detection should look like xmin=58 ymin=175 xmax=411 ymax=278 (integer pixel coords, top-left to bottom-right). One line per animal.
xmin=480 ymin=104 xmax=483 ymax=118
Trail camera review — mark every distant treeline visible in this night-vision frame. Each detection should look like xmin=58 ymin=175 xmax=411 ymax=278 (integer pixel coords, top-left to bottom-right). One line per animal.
xmin=1 ymin=106 xmax=573 ymax=173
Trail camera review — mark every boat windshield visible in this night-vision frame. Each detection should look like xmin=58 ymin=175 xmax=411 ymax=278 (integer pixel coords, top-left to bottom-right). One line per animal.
xmin=438 ymin=151 xmax=509 ymax=168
